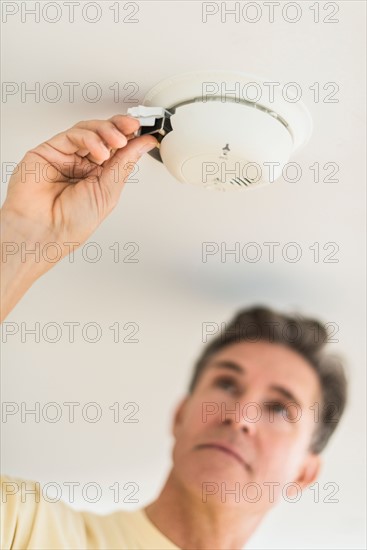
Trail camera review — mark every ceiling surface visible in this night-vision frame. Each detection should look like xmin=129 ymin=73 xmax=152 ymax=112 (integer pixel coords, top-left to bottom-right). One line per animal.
xmin=1 ymin=1 xmax=366 ymax=548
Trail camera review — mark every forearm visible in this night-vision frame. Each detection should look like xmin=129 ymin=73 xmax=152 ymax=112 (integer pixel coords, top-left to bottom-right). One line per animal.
xmin=0 ymin=208 xmax=53 ymax=322
xmin=0 ymin=116 xmax=156 ymax=323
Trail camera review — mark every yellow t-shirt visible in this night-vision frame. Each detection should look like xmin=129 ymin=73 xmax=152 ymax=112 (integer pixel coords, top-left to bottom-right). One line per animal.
xmin=1 ymin=475 xmax=181 ymax=550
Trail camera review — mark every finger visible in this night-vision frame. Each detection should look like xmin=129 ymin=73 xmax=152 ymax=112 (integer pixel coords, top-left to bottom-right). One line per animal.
xmin=25 ymin=117 xmax=142 ymax=184
xmin=73 ymin=119 xmax=128 ymax=151
xmin=43 ymin=127 xmax=111 ymax=161
xmin=98 ymin=134 xmax=158 ymax=203
xmin=25 ymin=129 xmax=109 ymax=185
xmin=73 ymin=115 xmax=140 ymax=136
xmin=108 ymin=115 xmax=141 ymax=136
xmin=73 ymin=117 xmax=140 ymax=165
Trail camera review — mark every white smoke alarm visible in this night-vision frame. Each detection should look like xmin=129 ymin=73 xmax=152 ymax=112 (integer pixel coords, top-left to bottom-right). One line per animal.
xmin=127 ymin=71 xmax=313 ymax=191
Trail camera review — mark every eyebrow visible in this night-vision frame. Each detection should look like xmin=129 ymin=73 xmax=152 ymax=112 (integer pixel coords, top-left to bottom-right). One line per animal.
xmin=209 ymin=360 xmax=303 ymax=409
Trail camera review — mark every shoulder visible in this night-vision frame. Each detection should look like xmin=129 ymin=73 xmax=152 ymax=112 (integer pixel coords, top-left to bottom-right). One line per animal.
xmin=1 ymin=474 xmax=86 ymax=549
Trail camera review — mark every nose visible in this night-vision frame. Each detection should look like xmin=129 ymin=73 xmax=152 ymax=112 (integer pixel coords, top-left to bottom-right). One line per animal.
xmin=220 ymin=400 xmax=258 ymax=436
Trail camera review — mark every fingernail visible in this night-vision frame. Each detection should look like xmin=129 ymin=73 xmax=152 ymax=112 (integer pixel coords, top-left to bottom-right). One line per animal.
xmin=139 ymin=140 xmax=158 ymax=154
xmin=111 ymin=126 xmax=126 ymax=141
xmin=125 ymin=115 xmax=141 ymax=126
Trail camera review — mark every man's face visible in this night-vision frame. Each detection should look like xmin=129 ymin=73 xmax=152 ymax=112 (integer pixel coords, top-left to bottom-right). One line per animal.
xmin=171 ymin=340 xmax=322 ymax=511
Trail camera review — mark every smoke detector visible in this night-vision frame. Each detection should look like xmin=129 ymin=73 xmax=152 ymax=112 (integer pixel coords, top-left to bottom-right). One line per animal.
xmin=127 ymin=71 xmax=313 ymax=191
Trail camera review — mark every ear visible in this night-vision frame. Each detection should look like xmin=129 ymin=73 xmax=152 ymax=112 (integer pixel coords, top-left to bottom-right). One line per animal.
xmin=172 ymin=396 xmax=189 ymax=440
xmin=288 ymin=453 xmax=322 ymax=497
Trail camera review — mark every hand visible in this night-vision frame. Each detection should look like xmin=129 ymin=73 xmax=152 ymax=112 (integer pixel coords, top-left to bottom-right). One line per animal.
xmin=1 ymin=115 xmax=158 ymax=256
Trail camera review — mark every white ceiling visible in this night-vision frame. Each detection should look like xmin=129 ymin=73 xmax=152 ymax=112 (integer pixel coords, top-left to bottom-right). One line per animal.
xmin=1 ymin=1 xmax=366 ymax=548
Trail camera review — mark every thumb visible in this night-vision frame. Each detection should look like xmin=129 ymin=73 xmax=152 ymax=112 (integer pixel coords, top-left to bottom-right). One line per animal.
xmin=100 ymin=134 xmax=158 ymax=202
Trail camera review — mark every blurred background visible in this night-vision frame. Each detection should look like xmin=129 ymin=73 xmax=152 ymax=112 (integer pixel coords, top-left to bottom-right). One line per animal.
xmin=1 ymin=1 xmax=365 ymax=548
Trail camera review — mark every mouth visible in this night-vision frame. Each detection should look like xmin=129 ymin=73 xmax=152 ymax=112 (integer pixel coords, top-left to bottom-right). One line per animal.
xmin=196 ymin=443 xmax=251 ymax=472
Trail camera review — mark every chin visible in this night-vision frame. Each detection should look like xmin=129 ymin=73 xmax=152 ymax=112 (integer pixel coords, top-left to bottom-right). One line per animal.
xmin=175 ymin=460 xmax=250 ymax=497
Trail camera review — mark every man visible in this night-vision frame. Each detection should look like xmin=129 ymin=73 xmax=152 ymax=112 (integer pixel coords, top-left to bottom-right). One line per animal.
xmin=0 ymin=116 xmax=348 ymax=549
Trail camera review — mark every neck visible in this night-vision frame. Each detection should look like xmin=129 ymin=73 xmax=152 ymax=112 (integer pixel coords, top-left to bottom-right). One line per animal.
xmin=144 ymin=469 xmax=266 ymax=549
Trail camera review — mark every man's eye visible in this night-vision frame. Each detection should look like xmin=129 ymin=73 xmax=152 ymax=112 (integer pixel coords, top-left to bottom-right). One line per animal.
xmin=215 ymin=377 xmax=238 ymax=392
xmin=266 ymin=402 xmax=286 ymax=414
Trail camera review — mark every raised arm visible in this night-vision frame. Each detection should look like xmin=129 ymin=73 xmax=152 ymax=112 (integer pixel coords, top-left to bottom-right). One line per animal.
xmin=0 ymin=115 xmax=157 ymax=322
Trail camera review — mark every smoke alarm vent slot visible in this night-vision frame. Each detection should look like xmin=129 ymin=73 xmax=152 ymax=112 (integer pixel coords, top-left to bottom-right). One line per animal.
xmin=230 ymin=177 xmax=255 ymax=187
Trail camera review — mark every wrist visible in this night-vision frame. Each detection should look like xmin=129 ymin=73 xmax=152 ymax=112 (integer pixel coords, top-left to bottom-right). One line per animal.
xmin=1 ymin=203 xmax=54 ymax=244
xmin=1 ymin=204 xmax=83 ymax=263
xmin=1 ymin=207 xmax=57 ymax=321
xmin=1 ymin=202 xmax=69 ymax=263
